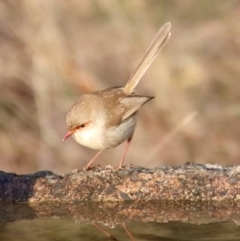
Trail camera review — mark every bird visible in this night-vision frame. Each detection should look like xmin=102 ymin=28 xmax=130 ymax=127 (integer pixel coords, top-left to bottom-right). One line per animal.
xmin=63 ymin=22 xmax=171 ymax=170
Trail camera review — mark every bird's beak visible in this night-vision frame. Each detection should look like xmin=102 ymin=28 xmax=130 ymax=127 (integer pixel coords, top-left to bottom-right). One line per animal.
xmin=62 ymin=130 xmax=74 ymax=141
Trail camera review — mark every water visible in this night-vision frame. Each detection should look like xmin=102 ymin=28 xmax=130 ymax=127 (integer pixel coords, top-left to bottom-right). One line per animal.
xmin=0 ymin=219 xmax=239 ymax=240
xmin=0 ymin=201 xmax=239 ymax=240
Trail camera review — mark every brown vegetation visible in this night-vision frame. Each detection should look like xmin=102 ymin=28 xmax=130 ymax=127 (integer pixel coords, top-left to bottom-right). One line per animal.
xmin=0 ymin=1 xmax=240 ymax=174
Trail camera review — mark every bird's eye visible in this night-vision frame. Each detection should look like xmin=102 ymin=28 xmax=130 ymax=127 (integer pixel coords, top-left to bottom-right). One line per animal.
xmin=76 ymin=122 xmax=88 ymax=130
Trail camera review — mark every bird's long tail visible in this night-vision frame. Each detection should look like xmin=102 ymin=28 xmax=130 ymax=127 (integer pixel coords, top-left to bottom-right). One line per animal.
xmin=123 ymin=22 xmax=171 ymax=95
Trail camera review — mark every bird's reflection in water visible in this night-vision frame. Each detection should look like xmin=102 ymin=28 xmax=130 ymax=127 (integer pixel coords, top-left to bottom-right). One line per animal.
xmin=93 ymin=223 xmax=136 ymax=241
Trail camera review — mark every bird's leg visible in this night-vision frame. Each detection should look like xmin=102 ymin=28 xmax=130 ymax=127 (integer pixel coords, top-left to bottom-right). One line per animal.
xmin=116 ymin=138 xmax=132 ymax=169
xmin=84 ymin=149 xmax=104 ymax=170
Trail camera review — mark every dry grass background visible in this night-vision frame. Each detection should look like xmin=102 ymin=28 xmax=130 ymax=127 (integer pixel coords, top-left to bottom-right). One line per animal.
xmin=0 ymin=0 xmax=240 ymax=174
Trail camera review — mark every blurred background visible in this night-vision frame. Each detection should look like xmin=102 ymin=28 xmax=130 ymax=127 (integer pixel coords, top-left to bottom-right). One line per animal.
xmin=0 ymin=0 xmax=240 ymax=174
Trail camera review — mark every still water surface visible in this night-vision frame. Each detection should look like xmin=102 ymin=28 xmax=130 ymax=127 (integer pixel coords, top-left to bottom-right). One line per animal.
xmin=0 ymin=218 xmax=239 ymax=241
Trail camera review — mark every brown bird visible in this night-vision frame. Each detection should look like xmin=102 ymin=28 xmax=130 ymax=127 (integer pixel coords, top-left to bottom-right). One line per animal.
xmin=63 ymin=22 xmax=171 ymax=170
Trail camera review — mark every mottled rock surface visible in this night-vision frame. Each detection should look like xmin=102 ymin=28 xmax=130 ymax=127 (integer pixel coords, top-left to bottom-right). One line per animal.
xmin=0 ymin=163 xmax=239 ymax=225
xmin=0 ymin=163 xmax=239 ymax=203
